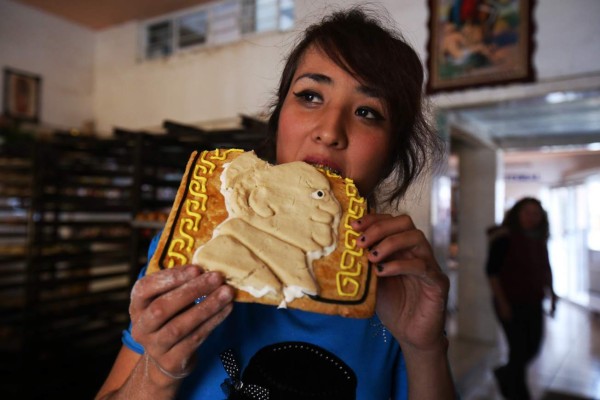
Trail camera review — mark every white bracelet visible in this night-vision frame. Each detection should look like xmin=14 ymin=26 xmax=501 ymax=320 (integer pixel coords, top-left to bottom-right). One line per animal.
xmin=147 ymin=354 xmax=193 ymax=380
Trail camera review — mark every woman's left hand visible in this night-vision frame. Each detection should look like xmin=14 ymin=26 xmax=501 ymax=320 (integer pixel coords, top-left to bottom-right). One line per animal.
xmin=351 ymin=213 xmax=449 ymax=352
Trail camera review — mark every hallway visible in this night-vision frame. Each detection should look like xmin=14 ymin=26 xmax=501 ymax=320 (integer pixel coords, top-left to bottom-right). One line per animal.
xmin=450 ymin=300 xmax=600 ymax=400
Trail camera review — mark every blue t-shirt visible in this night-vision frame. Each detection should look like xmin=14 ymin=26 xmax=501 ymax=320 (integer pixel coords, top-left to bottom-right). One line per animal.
xmin=123 ymin=235 xmax=408 ymax=399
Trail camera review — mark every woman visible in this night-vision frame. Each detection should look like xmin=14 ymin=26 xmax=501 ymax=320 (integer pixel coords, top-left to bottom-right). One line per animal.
xmin=96 ymin=7 xmax=456 ymax=399
xmin=487 ymin=197 xmax=557 ymax=399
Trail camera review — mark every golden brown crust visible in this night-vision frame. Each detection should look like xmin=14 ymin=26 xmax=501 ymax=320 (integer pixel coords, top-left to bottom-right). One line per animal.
xmin=147 ymin=149 xmax=376 ymax=318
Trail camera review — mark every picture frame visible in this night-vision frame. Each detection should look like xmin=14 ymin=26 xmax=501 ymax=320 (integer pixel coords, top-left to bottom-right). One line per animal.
xmin=3 ymin=68 xmax=42 ymax=123
xmin=426 ymin=0 xmax=536 ymax=94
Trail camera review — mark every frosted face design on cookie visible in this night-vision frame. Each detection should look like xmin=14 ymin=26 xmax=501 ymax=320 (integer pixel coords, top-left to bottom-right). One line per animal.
xmin=193 ymin=152 xmax=342 ymax=306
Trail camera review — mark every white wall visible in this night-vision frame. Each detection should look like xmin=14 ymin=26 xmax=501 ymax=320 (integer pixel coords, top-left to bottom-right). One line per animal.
xmin=91 ymin=0 xmax=429 ymax=133
xmin=504 ymin=151 xmax=600 ymax=207
xmin=456 ymin=144 xmax=502 ymax=342
xmin=92 ymin=0 xmax=600 ymax=132
xmin=3 ymin=0 xmax=599 ymax=133
xmin=94 ymin=22 xmax=288 ymax=133
xmin=0 ymin=0 xmax=95 ymax=130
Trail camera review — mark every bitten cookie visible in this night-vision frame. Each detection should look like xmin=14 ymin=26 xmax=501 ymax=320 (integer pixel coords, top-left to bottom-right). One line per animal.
xmin=147 ymin=149 xmax=376 ymax=318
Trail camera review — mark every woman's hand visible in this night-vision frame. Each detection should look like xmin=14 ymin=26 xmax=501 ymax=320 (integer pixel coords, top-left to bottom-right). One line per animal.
xmin=129 ymin=265 xmax=234 ymax=386
xmin=351 ymin=214 xmax=449 ymax=352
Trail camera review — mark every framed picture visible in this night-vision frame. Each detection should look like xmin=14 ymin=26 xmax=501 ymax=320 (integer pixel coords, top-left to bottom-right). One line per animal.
xmin=426 ymin=0 xmax=536 ymax=94
xmin=3 ymin=68 xmax=42 ymax=123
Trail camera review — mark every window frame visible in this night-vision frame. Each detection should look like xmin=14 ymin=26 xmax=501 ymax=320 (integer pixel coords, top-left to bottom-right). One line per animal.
xmin=177 ymin=9 xmax=209 ymax=50
xmin=139 ymin=0 xmax=294 ymax=61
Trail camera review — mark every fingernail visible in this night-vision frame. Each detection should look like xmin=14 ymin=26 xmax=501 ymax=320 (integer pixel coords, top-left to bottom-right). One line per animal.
xmin=360 ymin=236 xmax=366 ymax=242
xmin=206 ymin=271 xmax=221 ymax=284
xmin=219 ymin=287 xmax=233 ymax=302
xmin=376 ymin=264 xmax=384 ymax=272
xmin=185 ymin=266 xmax=197 ymax=277
xmin=372 ymin=250 xmax=378 ymax=257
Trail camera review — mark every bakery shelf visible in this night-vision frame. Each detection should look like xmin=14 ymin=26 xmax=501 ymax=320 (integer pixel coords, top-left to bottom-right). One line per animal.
xmin=131 ymin=220 xmax=166 ymax=229
xmin=0 ymin=117 xmax=269 ymax=398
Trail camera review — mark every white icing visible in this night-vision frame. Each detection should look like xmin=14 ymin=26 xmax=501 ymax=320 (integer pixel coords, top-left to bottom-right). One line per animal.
xmin=199 ymin=151 xmax=342 ymax=304
xmin=284 ymin=285 xmax=315 ymax=304
xmin=240 ymin=284 xmax=278 ymax=298
xmin=277 ymin=285 xmax=318 ymax=309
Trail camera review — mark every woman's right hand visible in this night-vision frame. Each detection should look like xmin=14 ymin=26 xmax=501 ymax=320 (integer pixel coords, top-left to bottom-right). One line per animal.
xmin=129 ymin=265 xmax=235 ymax=385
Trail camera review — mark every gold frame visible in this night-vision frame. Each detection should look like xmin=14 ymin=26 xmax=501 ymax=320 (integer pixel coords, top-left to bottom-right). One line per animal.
xmin=426 ymin=0 xmax=536 ymax=94
xmin=3 ymin=68 xmax=42 ymax=123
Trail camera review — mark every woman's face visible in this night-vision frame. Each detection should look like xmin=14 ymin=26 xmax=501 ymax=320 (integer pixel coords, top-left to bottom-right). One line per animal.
xmin=276 ymin=46 xmax=392 ymax=196
xmin=518 ymin=202 xmax=543 ymax=231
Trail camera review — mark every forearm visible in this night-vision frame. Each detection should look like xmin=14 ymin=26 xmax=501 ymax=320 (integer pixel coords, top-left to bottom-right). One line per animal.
xmin=401 ymin=337 xmax=457 ymax=400
xmin=545 ymin=267 xmax=555 ymax=295
xmin=97 ymin=354 xmax=181 ymax=400
xmin=488 ymin=277 xmax=508 ymax=305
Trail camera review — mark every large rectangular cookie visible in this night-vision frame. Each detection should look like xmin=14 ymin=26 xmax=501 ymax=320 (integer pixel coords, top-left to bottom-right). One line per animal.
xmin=147 ymin=149 xmax=376 ymax=318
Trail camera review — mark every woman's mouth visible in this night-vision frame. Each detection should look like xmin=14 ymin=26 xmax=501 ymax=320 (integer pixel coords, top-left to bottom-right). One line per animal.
xmin=304 ymin=157 xmax=343 ymax=176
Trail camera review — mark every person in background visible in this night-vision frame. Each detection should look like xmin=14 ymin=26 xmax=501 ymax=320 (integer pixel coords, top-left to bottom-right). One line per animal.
xmin=487 ymin=197 xmax=558 ymax=399
xmin=96 ymin=7 xmax=457 ymax=399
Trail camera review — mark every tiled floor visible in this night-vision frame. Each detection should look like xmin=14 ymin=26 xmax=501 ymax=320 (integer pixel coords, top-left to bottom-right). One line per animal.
xmin=449 ymin=300 xmax=600 ymax=400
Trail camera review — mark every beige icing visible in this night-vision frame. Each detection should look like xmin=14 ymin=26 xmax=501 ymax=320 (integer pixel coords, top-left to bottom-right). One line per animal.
xmin=193 ymin=151 xmax=341 ymax=305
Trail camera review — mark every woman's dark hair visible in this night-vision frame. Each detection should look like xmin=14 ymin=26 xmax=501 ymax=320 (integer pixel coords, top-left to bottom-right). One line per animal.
xmin=264 ymin=7 xmax=443 ymax=204
xmin=502 ymin=197 xmax=550 ymax=240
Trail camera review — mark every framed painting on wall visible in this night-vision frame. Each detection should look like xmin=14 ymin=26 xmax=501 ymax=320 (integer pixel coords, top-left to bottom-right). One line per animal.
xmin=426 ymin=0 xmax=536 ymax=94
xmin=3 ymin=68 xmax=42 ymax=123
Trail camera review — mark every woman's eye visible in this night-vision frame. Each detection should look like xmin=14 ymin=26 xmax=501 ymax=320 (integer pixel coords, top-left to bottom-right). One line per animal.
xmin=356 ymin=107 xmax=384 ymax=121
xmin=293 ymin=91 xmax=323 ymax=104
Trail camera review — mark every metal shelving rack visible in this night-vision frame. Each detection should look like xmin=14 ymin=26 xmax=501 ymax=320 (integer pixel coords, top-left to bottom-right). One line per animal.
xmin=0 ymin=133 xmax=135 ymax=397
xmin=0 ymin=116 xmax=268 ymax=398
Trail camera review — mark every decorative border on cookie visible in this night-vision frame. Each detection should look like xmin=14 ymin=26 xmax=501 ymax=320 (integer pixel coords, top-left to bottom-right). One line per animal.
xmin=156 ymin=149 xmax=372 ymax=307
xmin=157 ymin=149 xmax=235 ymax=269
xmin=309 ymin=169 xmax=373 ymax=306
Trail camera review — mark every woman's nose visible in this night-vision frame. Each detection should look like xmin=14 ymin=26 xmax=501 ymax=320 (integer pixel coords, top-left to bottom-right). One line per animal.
xmin=311 ymin=111 xmax=348 ymax=148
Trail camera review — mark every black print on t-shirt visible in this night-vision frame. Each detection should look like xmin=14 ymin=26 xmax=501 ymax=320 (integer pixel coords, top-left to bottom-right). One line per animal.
xmin=222 ymin=341 xmax=357 ymax=400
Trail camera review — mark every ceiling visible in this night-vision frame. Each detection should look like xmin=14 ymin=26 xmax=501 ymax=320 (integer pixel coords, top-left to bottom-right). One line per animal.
xmin=16 ymin=0 xmax=212 ymax=30
xmin=449 ymin=89 xmax=600 ymax=151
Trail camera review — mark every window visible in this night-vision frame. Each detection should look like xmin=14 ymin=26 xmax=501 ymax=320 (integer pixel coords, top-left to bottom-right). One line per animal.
xmin=178 ymin=11 xmax=208 ymax=48
xmin=146 ymin=21 xmax=172 ymax=59
xmin=256 ymin=0 xmax=278 ymax=33
xmin=142 ymin=0 xmax=295 ymax=60
xmin=279 ymin=0 xmax=294 ymax=30
xmin=210 ymin=0 xmax=240 ymax=45
xmin=240 ymin=0 xmax=294 ymax=34
xmin=240 ymin=0 xmax=256 ymax=34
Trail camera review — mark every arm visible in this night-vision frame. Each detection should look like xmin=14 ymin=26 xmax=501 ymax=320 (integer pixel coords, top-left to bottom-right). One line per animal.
xmin=96 ymin=266 xmax=235 ymax=399
xmin=351 ymin=214 xmax=456 ymax=400
xmin=542 ymin=244 xmax=558 ymax=317
xmin=488 ymin=276 xmax=511 ymax=321
xmin=485 ymin=236 xmax=511 ymax=321
xmin=96 ymin=346 xmax=188 ymax=399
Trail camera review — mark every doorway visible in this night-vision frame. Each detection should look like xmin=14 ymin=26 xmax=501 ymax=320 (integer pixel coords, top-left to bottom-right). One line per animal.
xmin=443 ymin=88 xmax=600 ymax=341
